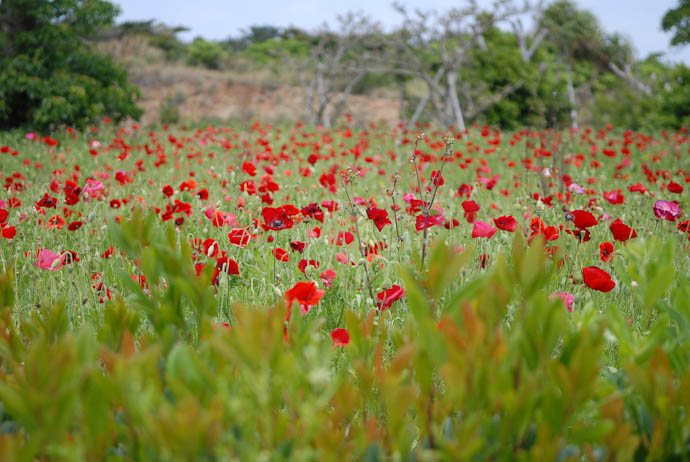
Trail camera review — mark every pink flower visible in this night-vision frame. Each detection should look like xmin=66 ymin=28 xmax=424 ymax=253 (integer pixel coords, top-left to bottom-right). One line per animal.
xmin=320 ymin=269 xmax=336 ymax=289
xmin=568 ymin=183 xmax=585 ymax=194
xmin=35 ymin=250 xmax=66 ymax=271
xmin=471 ymin=221 xmax=497 ymax=239
xmin=25 ymin=132 xmax=36 ymax=140
xmin=654 ymin=200 xmax=682 ymax=221
xmin=550 ymin=291 xmax=574 ymax=312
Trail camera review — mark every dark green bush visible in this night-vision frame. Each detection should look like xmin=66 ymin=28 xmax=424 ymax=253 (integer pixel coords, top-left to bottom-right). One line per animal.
xmin=0 ymin=0 xmax=142 ymax=130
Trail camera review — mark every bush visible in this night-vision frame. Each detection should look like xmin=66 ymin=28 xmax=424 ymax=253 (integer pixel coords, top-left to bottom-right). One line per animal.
xmin=187 ymin=37 xmax=225 ymax=69
xmin=0 ymin=0 xmax=143 ymax=130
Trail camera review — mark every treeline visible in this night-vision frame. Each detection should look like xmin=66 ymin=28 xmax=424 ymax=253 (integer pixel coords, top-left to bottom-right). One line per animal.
xmin=109 ymin=1 xmax=690 ymax=131
xmin=1 ymin=0 xmax=689 ymax=130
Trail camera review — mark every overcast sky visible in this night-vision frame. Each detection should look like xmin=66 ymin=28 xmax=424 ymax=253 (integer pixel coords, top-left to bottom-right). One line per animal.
xmin=114 ymin=0 xmax=690 ymax=64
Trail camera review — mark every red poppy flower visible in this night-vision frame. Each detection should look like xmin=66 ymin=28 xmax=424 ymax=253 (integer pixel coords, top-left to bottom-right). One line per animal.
xmin=301 ymin=203 xmax=324 ymax=222
xmin=599 ymin=241 xmax=614 ymax=262
xmin=335 ymin=232 xmax=354 ymax=245
xmin=565 ymin=228 xmax=591 ymax=242
xmin=415 ymin=213 xmax=445 ymax=231
xmin=609 ymin=219 xmax=637 ymax=242
xmin=320 ymin=269 xmax=336 ymax=289
xmin=67 ymin=221 xmax=83 ymax=231
xmin=202 ymin=238 xmax=219 ymax=258
xmin=330 ymin=328 xmax=350 ymax=347
xmin=668 ymin=181 xmax=683 ymax=194
xmin=261 ymin=206 xmax=294 ymax=231
xmin=494 ymin=215 xmax=518 ymax=232
xmin=285 ymin=281 xmax=325 ymax=316
xmin=242 ymin=161 xmax=257 ymax=176
xmin=35 ymin=193 xmax=58 ymax=209
xmin=566 ymin=210 xmax=598 ymax=229
xmin=290 ymin=240 xmax=306 ymax=253
xmin=377 ymin=285 xmax=405 ymax=310
xmin=472 ymin=221 xmax=497 ymax=239
xmin=228 ymin=228 xmax=251 ymax=247
xmin=366 ymin=207 xmax=391 ymax=232
xmin=462 ymin=200 xmax=479 ymax=223
xmin=109 ymin=199 xmax=121 ymax=209
xmin=582 ymin=266 xmax=615 ymax=292
xmin=298 ymin=259 xmax=320 ymax=274
xmin=1 ymin=225 xmax=16 ymax=239
xmin=273 ymin=247 xmax=289 ymax=262
xmin=627 ymin=183 xmax=647 ymax=194
xmin=603 ymin=190 xmax=624 ymax=205
xmin=162 ymin=184 xmax=174 ymax=197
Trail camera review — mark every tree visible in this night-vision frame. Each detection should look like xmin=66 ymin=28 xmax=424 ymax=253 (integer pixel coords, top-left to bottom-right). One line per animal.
xmin=540 ymin=0 xmax=605 ymax=129
xmin=662 ymin=0 xmax=690 ymax=46
xmin=0 ymin=0 xmax=142 ymax=130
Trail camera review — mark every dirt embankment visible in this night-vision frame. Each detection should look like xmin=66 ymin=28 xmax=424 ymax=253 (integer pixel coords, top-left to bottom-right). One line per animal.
xmin=101 ymin=36 xmax=401 ymax=126
xmin=128 ymin=65 xmax=401 ymax=127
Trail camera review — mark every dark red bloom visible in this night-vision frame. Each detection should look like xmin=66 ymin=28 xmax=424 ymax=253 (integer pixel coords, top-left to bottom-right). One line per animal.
xmin=261 ymin=206 xmax=295 ymax=231
xmin=301 ymin=203 xmax=324 ymax=222
xmin=609 ymin=219 xmax=637 ymax=242
xmin=668 ymin=181 xmax=684 ymax=194
xmin=599 ymin=241 xmax=614 ymax=262
xmin=162 ymin=184 xmax=174 ymax=197
xmin=290 ymin=240 xmax=306 ymax=253
xmin=462 ymin=200 xmax=479 ymax=223
xmin=35 ymin=193 xmax=57 ymax=209
xmin=366 ymin=207 xmax=391 ymax=232
xmin=566 ymin=210 xmax=598 ymax=229
xmin=273 ymin=247 xmax=289 ymax=262
xmin=228 ymin=228 xmax=251 ymax=247
xmin=377 ymin=285 xmax=405 ymax=310
xmin=415 ymin=213 xmax=445 ymax=232
xmin=298 ymin=259 xmax=320 ymax=274
xmin=582 ymin=266 xmax=615 ymax=292
xmin=67 ymin=221 xmax=83 ymax=231
xmin=494 ymin=215 xmax=518 ymax=232
xmin=285 ymin=281 xmax=325 ymax=316
xmin=330 ymin=328 xmax=350 ymax=347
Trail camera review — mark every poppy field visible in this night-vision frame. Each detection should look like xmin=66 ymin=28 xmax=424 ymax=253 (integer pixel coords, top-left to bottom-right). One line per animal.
xmin=0 ymin=121 xmax=690 ymax=460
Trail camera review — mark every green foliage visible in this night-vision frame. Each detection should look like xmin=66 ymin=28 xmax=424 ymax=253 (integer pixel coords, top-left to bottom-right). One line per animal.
xmin=1 ymin=218 xmax=690 ymax=459
xmin=662 ymin=0 xmax=690 ymax=47
xmin=187 ymin=37 xmax=225 ymax=69
xmin=0 ymin=0 xmax=142 ymax=130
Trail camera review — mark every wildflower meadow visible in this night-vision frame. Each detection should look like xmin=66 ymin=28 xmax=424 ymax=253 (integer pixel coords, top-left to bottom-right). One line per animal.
xmin=0 ymin=120 xmax=689 ymax=460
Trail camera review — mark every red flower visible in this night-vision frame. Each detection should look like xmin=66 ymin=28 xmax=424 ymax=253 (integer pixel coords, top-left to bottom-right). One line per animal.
xmin=301 ymin=203 xmax=324 ymax=222
xmin=298 ymin=259 xmax=320 ymax=274
xmin=609 ymin=219 xmax=637 ymax=242
xmin=366 ymin=207 xmax=391 ymax=232
xmin=285 ymin=281 xmax=325 ymax=316
xmin=290 ymin=240 xmax=306 ymax=253
xmin=582 ymin=266 xmax=615 ymax=292
xmin=377 ymin=285 xmax=405 ymax=310
xmin=109 ymin=199 xmax=121 ymax=209
xmin=242 ymin=161 xmax=257 ymax=176
xmin=162 ymin=184 xmax=174 ymax=197
xmin=599 ymin=241 xmax=614 ymax=262
xmin=462 ymin=200 xmax=479 ymax=223
xmin=320 ymin=269 xmax=336 ymax=289
xmin=330 ymin=328 xmax=350 ymax=347
xmin=261 ymin=206 xmax=295 ymax=231
xmin=273 ymin=247 xmax=289 ymax=262
xmin=566 ymin=210 xmax=598 ymax=229
xmin=35 ymin=193 xmax=57 ymax=209
xmin=668 ymin=181 xmax=683 ymax=194
xmin=493 ymin=215 xmax=517 ymax=232
xmin=228 ymin=228 xmax=251 ymax=247
xmin=67 ymin=221 xmax=83 ymax=231
xmin=471 ymin=221 xmax=497 ymax=239
xmin=415 ymin=213 xmax=444 ymax=232
xmin=603 ymin=190 xmax=624 ymax=205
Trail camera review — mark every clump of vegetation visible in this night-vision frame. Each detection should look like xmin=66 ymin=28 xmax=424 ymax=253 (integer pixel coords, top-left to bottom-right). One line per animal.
xmin=0 ymin=0 xmax=143 ymax=130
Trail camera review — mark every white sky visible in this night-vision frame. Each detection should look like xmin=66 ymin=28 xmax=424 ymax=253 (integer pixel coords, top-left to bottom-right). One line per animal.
xmin=114 ymin=0 xmax=690 ymax=64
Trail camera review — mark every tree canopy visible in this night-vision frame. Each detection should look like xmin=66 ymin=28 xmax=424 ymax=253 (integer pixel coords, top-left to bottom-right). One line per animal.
xmin=0 ymin=0 xmax=142 ymax=130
